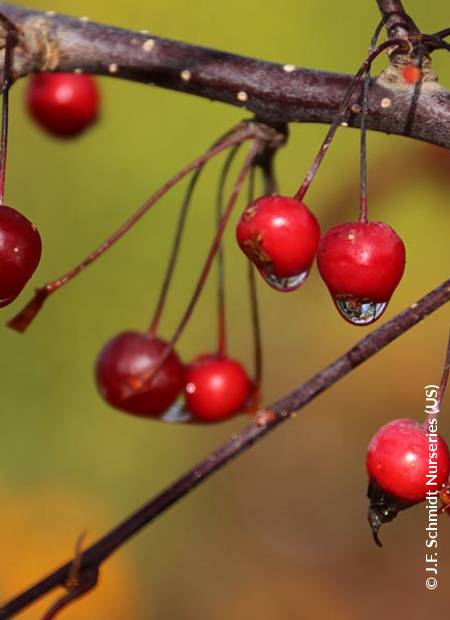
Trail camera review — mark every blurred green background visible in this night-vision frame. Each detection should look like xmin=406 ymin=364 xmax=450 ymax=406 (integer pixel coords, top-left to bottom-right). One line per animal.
xmin=1 ymin=0 xmax=450 ymax=618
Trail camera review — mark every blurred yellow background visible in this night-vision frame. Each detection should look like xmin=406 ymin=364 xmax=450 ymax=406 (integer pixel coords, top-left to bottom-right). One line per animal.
xmin=1 ymin=0 xmax=450 ymax=618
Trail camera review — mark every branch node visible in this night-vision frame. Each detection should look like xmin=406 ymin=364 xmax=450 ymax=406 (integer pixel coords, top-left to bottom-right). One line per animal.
xmin=22 ymin=15 xmax=59 ymax=72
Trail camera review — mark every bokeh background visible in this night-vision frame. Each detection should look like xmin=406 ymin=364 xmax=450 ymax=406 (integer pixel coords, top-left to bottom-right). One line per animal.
xmin=1 ymin=0 xmax=450 ymax=618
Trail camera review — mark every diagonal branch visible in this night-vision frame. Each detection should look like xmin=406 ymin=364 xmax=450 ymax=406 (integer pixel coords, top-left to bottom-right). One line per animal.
xmin=0 ymin=3 xmax=450 ymax=147
xmin=1 ymin=277 xmax=449 ymax=619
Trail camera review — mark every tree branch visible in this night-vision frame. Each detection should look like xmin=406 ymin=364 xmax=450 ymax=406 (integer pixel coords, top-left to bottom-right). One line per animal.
xmin=1 ymin=278 xmax=449 ymax=619
xmin=0 ymin=2 xmax=450 ymax=147
xmin=376 ymin=0 xmax=419 ymax=39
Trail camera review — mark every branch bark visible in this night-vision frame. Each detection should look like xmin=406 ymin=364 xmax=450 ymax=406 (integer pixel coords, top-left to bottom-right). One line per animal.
xmin=376 ymin=0 xmax=419 ymax=39
xmin=1 ymin=278 xmax=449 ymax=619
xmin=0 ymin=3 xmax=450 ymax=147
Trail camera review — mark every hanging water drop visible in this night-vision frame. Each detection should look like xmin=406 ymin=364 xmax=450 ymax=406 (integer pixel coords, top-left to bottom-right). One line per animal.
xmin=160 ymin=401 xmax=193 ymax=423
xmin=334 ymin=296 xmax=387 ymax=325
xmin=260 ymin=267 xmax=309 ymax=292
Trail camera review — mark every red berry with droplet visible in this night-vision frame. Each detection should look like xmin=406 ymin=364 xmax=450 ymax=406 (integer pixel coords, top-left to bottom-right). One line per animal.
xmin=236 ymin=195 xmax=321 ymax=292
xmin=366 ymin=418 xmax=450 ymax=504
xmin=27 ymin=73 xmax=100 ymax=137
xmin=96 ymin=332 xmax=185 ymax=417
xmin=184 ymin=354 xmax=252 ymax=422
xmin=0 ymin=206 xmax=42 ymax=307
xmin=317 ymin=221 xmax=406 ymax=325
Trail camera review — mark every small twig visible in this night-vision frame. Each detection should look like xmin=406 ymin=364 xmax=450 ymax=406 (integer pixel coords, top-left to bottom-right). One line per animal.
xmin=42 ymin=530 xmax=95 ymax=620
xmin=1 ymin=278 xmax=448 ymax=620
xmin=41 ymin=569 xmax=98 ymax=620
xmin=65 ymin=531 xmax=88 ymax=589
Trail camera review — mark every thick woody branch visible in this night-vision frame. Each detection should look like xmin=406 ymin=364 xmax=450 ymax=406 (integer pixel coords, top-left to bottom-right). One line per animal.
xmin=1 ymin=278 xmax=449 ymax=619
xmin=0 ymin=3 xmax=449 ymax=147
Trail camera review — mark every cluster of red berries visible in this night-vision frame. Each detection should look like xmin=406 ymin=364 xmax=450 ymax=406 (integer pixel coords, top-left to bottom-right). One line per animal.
xmin=1 ymin=70 xmax=407 ymax=422
xmin=1 ymin=27 xmax=448 ymax=553
xmin=96 ymin=332 xmax=253 ymax=423
xmin=2 ymin=71 xmax=256 ymax=425
xmin=236 ymin=194 xmax=405 ymax=325
xmin=0 ymin=73 xmax=99 ymax=308
xmin=227 ymin=50 xmax=447 ymax=546
xmin=95 ymin=190 xmax=406 ymax=423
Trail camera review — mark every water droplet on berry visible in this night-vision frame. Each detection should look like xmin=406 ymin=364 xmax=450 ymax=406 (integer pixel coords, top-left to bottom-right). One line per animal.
xmin=334 ymin=296 xmax=387 ymax=325
xmin=260 ymin=268 xmax=309 ymax=292
xmin=160 ymin=401 xmax=193 ymax=424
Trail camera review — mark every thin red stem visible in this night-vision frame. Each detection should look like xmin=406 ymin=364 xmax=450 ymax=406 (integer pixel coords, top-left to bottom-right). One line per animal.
xmin=247 ymin=165 xmax=262 ymax=407
xmin=128 ymin=139 xmax=262 ymax=397
xmin=295 ymin=38 xmax=408 ymax=202
xmin=247 ymin=262 xmax=262 ymax=396
xmin=7 ymin=125 xmax=255 ymax=333
xmin=359 ymin=19 xmax=386 ymax=223
xmin=149 ymin=126 xmax=246 ymax=336
xmin=148 ymin=167 xmax=202 ymax=336
xmin=0 ymin=24 xmax=17 ymax=205
xmin=216 ymin=144 xmax=241 ymax=355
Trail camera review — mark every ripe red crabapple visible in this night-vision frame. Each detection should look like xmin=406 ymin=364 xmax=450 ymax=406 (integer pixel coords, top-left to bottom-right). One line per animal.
xmin=236 ymin=195 xmax=321 ymax=292
xmin=27 ymin=73 xmax=100 ymax=137
xmin=184 ymin=353 xmax=252 ymax=422
xmin=317 ymin=221 xmax=406 ymax=325
xmin=96 ymin=332 xmax=185 ymax=417
xmin=366 ymin=418 xmax=450 ymax=504
xmin=0 ymin=206 xmax=42 ymax=307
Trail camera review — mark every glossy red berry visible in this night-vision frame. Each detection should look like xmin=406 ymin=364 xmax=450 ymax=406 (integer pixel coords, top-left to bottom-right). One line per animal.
xmin=27 ymin=73 xmax=100 ymax=137
xmin=0 ymin=206 xmax=42 ymax=307
xmin=96 ymin=332 xmax=185 ymax=417
xmin=367 ymin=418 xmax=450 ymax=504
xmin=236 ymin=195 xmax=321 ymax=291
xmin=184 ymin=354 xmax=252 ymax=422
xmin=317 ymin=221 xmax=405 ymax=325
